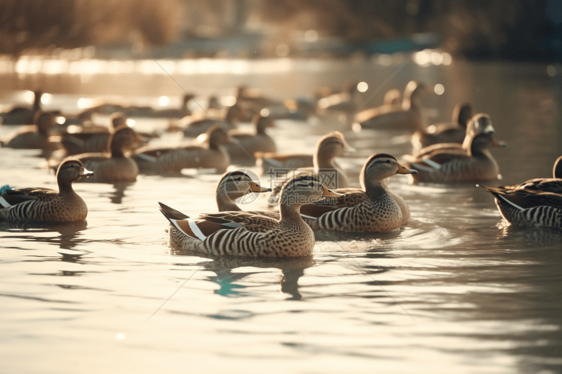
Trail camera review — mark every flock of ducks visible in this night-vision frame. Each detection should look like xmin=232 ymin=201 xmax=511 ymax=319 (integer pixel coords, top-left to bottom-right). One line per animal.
xmin=1 ymin=81 xmax=561 ymax=258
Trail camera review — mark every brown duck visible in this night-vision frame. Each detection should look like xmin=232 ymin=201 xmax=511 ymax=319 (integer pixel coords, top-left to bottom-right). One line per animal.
xmin=0 ymin=159 xmax=93 ymax=222
xmin=3 ymin=111 xmax=59 ymax=150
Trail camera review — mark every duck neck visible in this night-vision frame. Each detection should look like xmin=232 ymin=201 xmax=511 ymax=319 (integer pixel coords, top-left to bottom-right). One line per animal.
xmin=314 ymin=151 xmax=336 ymax=169
xmin=280 ymin=202 xmax=305 ymax=224
xmin=109 ymin=141 xmax=125 ymax=158
xmin=216 ymin=188 xmax=241 ymax=211
xmin=58 ymin=180 xmax=76 ymax=197
xmin=364 ymin=179 xmax=387 ymax=200
xmin=256 ymin=122 xmax=267 ymax=135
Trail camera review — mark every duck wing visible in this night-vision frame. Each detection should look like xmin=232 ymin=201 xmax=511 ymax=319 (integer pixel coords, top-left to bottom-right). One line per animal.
xmin=201 ymin=211 xmax=279 ymax=233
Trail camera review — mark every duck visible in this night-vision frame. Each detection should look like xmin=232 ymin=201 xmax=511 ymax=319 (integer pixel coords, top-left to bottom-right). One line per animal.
xmin=55 ymin=125 xmax=139 ymax=183
xmin=0 ymin=159 xmax=93 ymax=222
xmin=383 ymin=88 xmax=402 ymax=107
xmin=257 ymin=131 xmax=352 ymax=177
xmin=158 ymin=175 xmax=343 ymax=257
xmin=60 ymin=112 xmax=127 ymax=155
xmin=317 ymin=82 xmax=361 ymax=115
xmin=266 ymin=131 xmax=353 ymax=204
xmin=299 ymin=153 xmax=417 ymax=232
xmin=235 ymin=85 xmax=280 ymax=112
xmin=149 ymin=93 xmax=194 ymax=118
xmin=159 ymin=171 xmax=278 ymax=230
xmin=411 ymin=103 xmax=473 ymax=150
xmin=403 ymin=114 xmax=505 ymax=182
xmin=2 ymin=111 xmax=59 ymax=150
xmin=133 ymin=125 xmax=231 ymax=174
xmin=480 ymin=186 xmax=562 ymax=230
xmin=222 ymin=113 xmax=276 ymax=164
xmin=355 ymin=81 xmax=430 ymax=130
xmin=179 ymin=104 xmax=244 ymax=138
xmin=0 ymin=90 xmax=42 ymax=125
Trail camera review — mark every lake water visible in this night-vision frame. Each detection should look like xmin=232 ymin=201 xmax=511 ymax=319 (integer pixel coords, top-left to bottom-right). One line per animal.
xmin=1 ymin=56 xmax=561 ymax=374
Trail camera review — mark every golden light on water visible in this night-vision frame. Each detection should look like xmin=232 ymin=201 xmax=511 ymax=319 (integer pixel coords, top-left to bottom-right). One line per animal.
xmin=221 ymin=95 xmax=237 ymax=106
xmin=158 ymin=96 xmax=169 ymax=106
xmin=126 ymin=119 xmax=136 ymax=127
xmin=40 ymin=93 xmax=52 ymax=104
xmin=260 ymin=108 xmax=270 ymax=117
xmin=24 ymin=90 xmax=35 ymax=103
xmin=434 ymin=83 xmax=445 ymax=95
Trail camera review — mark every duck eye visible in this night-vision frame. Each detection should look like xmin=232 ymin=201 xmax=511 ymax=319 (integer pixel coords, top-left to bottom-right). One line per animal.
xmin=386 ymin=160 xmax=391 ymax=164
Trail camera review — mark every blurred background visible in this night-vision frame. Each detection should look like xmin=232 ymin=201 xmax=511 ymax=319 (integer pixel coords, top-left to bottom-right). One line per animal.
xmin=0 ymin=0 xmax=561 ymax=60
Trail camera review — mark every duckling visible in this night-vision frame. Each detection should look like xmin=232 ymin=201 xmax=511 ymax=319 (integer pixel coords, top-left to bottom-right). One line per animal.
xmin=159 ymin=175 xmax=343 ymax=257
xmin=355 ymin=81 xmax=430 ymax=130
xmin=0 ymin=159 xmax=93 ymax=222
xmin=411 ymin=103 xmax=473 ymax=150
xmin=149 ymin=93 xmax=194 ymax=118
xmin=133 ymin=125 xmax=231 ymax=174
xmin=317 ymin=82 xmax=361 ymax=115
xmin=267 ymin=132 xmax=353 ymax=204
xmin=57 ymin=125 xmax=138 ymax=183
xmin=223 ymin=113 xmax=276 ymax=164
xmin=180 ymin=104 xmax=244 ymax=138
xmin=481 ymin=186 xmax=562 ymax=230
xmin=2 ymin=111 xmax=59 ymax=150
xmin=0 ymin=90 xmax=42 ymax=125
xmin=299 ymin=153 xmax=417 ymax=232
xmin=404 ymin=114 xmax=505 ymax=182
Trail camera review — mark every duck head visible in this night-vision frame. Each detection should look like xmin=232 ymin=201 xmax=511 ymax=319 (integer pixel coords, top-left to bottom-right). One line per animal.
xmin=403 ymin=81 xmax=430 ymax=108
xmin=462 ymin=114 xmax=506 ymax=155
xmin=57 ymin=159 xmax=94 ymax=186
xmin=109 ymin=125 xmax=137 ymax=156
xmin=217 ymin=171 xmax=271 ymax=205
xmin=314 ymin=131 xmax=353 ymax=167
xmin=280 ymin=175 xmax=343 ymax=207
xmin=360 ymin=153 xmax=417 ymax=190
xmin=34 ymin=111 xmax=57 ymax=134
xmin=110 ymin=112 xmax=127 ymax=130
xmin=206 ymin=125 xmax=232 ymax=149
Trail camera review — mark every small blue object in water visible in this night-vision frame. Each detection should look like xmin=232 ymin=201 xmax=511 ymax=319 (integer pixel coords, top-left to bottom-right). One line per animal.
xmin=0 ymin=185 xmax=13 ymax=194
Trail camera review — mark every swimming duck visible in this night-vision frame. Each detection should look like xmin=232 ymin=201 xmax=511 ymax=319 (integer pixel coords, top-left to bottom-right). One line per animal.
xmin=159 ymin=171 xmax=278 ymax=231
xmin=60 ymin=112 xmax=127 ymax=155
xmin=0 ymin=159 xmax=93 ymax=222
xmin=355 ymin=81 xmax=430 ymax=130
xmin=149 ymin=93 xmax=194 ymax=118
xmin=223 ymin=113 xmax=276 ymax=164
xmin=411 ymin=103 xmax=473 ymax=150
xmin=179 ymin=104 xmax=244 ymax=138
xmin=403 ymin=114 xmax=505 ymax=182
xmin=317 ymin=82 xmax=361 ymax=115
xmin=267 ymin=132 xmax=353 ymax=204
xmin=159 ymin=175 xmax=343 ymax=257
xmin=2 ymin=111 xmax=59 ymax=150
xmin=257 ymin=131 xmax=351 ymax=177
xmin=133 ymin=125 xmax=231 ymax=174
xmin=58 ymin=125 xmax=138 ymax=183
xmin=0 ymin=90 xmax=42 ymax=125
xmin=481 ymin=186 xmax=562 ymax=230
xmin=383 ymin=88 xmax=402 ymax=107
xmin=299 ymin=153 xmax=417 ymax=232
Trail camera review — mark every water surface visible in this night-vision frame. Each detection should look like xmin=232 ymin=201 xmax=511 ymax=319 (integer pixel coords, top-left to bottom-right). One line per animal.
xmin=1 ymin=58 xmax=561 ymax=374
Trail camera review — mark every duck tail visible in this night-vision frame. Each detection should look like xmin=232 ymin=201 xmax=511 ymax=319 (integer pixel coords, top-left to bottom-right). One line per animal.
xmin=158 ymin=202 xmax=190 ymax=222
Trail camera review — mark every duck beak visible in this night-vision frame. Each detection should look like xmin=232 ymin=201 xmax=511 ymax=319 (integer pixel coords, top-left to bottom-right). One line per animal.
xmin=80 ymin=167 xmax=94 ymax=177
xmin=492 ymin=139 xmax=507 ymax=147
xmin=397 ymin=163 xmax=418 ymax=174
xmin=322 ymin=186 xmax=344 ymax=197
xmin=343 ymin=141 xmax=356 ymax=154
xmin=250 ymin=181 xmax=271 ymax=193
